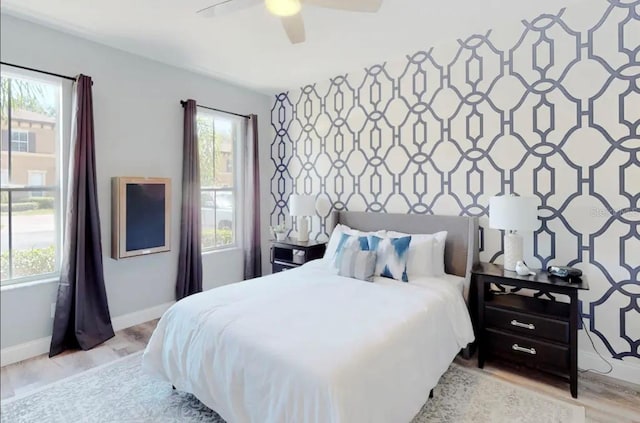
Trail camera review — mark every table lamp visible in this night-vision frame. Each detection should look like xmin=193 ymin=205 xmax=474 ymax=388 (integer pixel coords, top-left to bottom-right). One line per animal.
xmin=289 ymin=194 xmax=315 ymax=242
xmin=489 ymin=195 xmax=539 ymax=271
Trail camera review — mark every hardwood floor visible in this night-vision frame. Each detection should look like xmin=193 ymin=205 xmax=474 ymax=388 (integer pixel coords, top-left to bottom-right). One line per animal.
xmin=454 ymin=358 xmax=640 ymax=423
xmin=0 ymin=320 xmax=157 ymax=401
xmin=1 ymin=319 xmax=638 ymax=423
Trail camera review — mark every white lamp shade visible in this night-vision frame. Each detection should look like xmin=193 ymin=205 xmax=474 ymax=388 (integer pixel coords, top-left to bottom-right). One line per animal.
xmin=289 ymin=194 xmax=315 ymax=216
xmin=489 ymin=196 xmax=539 ymax=231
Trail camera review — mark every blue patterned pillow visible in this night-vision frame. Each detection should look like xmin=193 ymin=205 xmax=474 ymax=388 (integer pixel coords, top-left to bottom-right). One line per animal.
xmin=369 ymin=235 xmax=412 ymax=282
xmin=333 ymin=233 xmax=370 ymax=268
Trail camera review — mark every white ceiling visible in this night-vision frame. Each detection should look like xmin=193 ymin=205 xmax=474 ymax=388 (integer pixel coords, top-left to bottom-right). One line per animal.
xmin=1 ymin=0 xmax=580 ymax=94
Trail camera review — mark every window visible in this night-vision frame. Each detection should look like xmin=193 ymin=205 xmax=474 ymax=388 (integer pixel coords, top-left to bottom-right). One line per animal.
xmin=197 ymin=111 xmax=242 ymax=251
xmin=11 ymin=130 xmax=29 ymax=152
xmin=1 ymin=70 xmax=65 ymax=285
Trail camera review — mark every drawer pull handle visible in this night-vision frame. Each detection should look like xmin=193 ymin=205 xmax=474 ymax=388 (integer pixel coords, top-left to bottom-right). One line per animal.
xmin=512 ymin=344 xmax=536 ymax=355
xmin=511 ymin=319 xmax=535 ymax=330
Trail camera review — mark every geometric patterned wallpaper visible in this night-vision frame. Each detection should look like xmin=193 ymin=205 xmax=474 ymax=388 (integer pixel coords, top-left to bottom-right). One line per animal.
xmin=269 ymin=0 xmax=639 ymax=362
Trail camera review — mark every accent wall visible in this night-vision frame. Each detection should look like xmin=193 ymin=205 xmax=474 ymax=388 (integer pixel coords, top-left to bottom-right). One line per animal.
xmin=269 ymin=0 xmax=639 ymax=379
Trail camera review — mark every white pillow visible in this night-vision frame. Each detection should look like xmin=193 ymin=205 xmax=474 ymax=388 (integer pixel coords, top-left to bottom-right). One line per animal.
xmin=432 ymin=231 xmax=447 ymax=275
xmin=387 ymin=230 xmax=448 ymax=277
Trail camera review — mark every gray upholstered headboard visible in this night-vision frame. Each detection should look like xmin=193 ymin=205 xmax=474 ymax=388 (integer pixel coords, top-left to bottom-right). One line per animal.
xmin=327 ymin=211 xmax=479 ymax=279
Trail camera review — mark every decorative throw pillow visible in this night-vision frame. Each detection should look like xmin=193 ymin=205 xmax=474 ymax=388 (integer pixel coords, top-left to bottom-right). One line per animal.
xmin=332 ymin=233 xmax=370 ymax=269
xmin=337 ymin=247 xmax=377 ymax=282
xmin=324 ymin=224 xmax=385 ymax=264
xmin=387 ymin=230 xmax=448 ymax=277
xmin=369 ymin=235 xmax=412 ymax=282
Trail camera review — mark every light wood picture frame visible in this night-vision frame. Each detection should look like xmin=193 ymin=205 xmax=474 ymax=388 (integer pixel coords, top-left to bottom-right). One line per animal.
xmin=111 ymin=177 xmax=171 ymax=259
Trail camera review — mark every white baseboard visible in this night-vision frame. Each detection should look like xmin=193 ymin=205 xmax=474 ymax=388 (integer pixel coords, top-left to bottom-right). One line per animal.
xmin=580 ymin=350 xmax=640 ymax=385
xmin=0 ymin=301 xmax=174 ymax=367
xmin=110 ymin=301 xmax=174 ymax=332
xmin=0 ymin=337 xmax=52 ymax=368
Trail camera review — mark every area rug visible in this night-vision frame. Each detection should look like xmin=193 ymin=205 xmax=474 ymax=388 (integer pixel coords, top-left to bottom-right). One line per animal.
xmin=1 ymin=352 xmax=584 ymax=423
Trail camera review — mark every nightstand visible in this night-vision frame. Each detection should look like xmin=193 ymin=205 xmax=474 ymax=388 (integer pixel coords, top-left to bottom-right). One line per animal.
xmin=472 ymin=262 xmax=589 ymax=398
xmin=270 ymin=239 xmax=326 ymax=273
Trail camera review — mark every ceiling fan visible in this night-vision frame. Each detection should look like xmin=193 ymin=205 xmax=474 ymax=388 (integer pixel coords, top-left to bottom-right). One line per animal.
xmin=196 ymin=0 xmax=383 ymax=44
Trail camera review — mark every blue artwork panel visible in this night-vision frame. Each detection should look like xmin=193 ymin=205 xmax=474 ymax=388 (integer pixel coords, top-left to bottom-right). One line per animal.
xmin=125 ymin=183 xmax=166 ymax=252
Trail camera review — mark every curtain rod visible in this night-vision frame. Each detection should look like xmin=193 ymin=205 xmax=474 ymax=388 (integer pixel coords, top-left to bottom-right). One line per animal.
xmin=180 ymin=100 xmax=249 ymax=119
xmin=1 ymin=61 xmax=77 ymax=82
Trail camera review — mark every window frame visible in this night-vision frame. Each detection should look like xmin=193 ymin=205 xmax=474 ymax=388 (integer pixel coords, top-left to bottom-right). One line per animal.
xmin=0 ymin=67 xmax=71 ymax=287
xmin=197 ymin=110 xmax=244 ymax=253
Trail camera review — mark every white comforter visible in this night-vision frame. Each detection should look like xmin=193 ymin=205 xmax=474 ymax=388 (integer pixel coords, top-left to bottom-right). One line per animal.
xmin=142 ymin=260 xmax=474 ymax=423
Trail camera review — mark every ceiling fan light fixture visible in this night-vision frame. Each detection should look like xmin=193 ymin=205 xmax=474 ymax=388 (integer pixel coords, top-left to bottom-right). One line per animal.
xmin=265 ymin=0 xmax=301 ymax=17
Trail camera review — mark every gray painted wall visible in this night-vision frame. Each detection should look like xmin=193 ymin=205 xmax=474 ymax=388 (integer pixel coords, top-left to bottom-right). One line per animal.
xmin=0 ymin=14 xmax=273 ymax=348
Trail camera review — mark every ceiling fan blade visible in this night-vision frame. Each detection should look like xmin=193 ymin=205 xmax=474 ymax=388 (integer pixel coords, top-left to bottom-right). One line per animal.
xmin=281 ymin=13 xmax=306 ymax=44
xmin=197 ymin=0 xmax=262 ymax=17
xmin=303 ymin=0 xmax=382 ymax=13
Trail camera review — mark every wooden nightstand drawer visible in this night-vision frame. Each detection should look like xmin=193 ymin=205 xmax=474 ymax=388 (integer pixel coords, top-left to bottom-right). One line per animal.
xmin=486 ymin=329 xmax=569 ymax=373
xmin=272 ymin=261 xmax=297 ymax=273
xmin=486 ymin=306 xmax=569 ymax=344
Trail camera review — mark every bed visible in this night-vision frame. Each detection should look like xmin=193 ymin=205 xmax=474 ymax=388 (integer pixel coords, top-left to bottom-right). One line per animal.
xmin=142 ymin=211 xmax=479 ymax=423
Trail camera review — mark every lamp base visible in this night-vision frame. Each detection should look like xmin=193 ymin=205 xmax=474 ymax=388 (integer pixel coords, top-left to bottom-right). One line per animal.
xmin=298 ymin=216 xmax=309 ymax=242
xmin=504 ymin=232 xmax=523 ymax=271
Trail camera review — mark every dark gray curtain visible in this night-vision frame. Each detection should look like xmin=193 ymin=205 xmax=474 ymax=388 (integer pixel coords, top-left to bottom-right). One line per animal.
xmin=176 ymin=99 xmax=203 ymax=300
xmin=243 ymin=115 xmax=262 ymax=279
xmin=50 ymin=75 xmax=114 ymax=357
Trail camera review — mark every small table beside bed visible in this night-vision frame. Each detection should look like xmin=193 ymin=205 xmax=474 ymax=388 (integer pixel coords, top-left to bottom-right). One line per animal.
xmin=143 ymin=211 xmax=480 ymax=423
